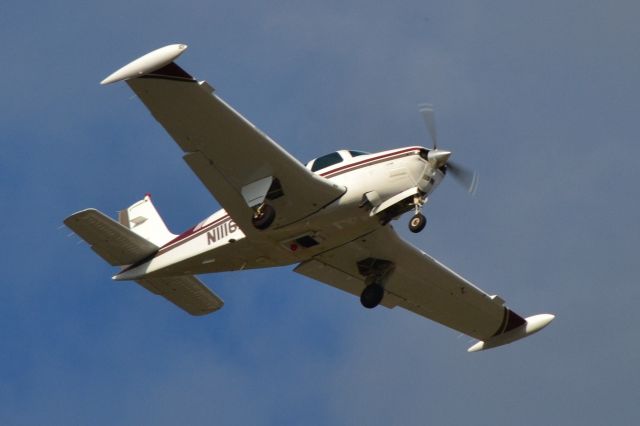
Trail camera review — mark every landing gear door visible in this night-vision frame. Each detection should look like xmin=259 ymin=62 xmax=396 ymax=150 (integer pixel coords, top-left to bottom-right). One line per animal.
xmin=241 ymin=176 xmax=273 ymax=208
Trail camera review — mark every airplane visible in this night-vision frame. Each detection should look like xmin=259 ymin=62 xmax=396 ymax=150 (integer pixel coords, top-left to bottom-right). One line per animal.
xmin=64 ymin=44 xmax=554 ymax=352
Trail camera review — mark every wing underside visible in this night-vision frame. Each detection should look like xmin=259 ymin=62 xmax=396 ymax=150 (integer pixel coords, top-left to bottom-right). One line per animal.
xmin=125 ymin=62 xmax=345 ymax=235
xmin=295 ymin=226 xmax=526 ymax=341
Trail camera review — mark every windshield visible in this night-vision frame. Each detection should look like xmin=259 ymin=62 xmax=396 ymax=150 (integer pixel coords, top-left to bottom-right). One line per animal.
xmin=311 ymin=152 xmax=343 ymax=172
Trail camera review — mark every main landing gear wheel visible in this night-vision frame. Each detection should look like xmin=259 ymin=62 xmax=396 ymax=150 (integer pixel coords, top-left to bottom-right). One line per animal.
xmin=360 ymin=284 xmax=384 ymax=309
xmin=408 ymin=213 xmax=426 ymax=233
xmin=251 ymin=203 xmax=276 ymax=230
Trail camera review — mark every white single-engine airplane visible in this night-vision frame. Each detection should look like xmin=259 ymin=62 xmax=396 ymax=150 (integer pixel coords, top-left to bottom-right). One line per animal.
xmin=65 ymin=44 xmax=554 ymax=352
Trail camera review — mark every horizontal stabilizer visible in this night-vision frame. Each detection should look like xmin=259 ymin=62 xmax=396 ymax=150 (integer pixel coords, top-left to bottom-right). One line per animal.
xmin=135 ymin=275 xmax=223 ymax=316
xmin=64 ymin=209 xmax=158 ymax=266
xmin=467 ymin=314 xmax=555 ymax=352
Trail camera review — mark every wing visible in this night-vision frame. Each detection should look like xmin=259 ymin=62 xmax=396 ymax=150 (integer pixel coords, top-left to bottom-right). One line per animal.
xmin=105 ymin=46 xmax=345 ymax=235
xmin=295 ymin=225 xmax=526 ymax=342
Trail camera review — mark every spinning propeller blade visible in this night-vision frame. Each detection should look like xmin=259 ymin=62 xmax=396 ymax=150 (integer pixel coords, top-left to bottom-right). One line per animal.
xmin=419 ymin=103 xmax=479 ymax=195
xmin=447 ymin=162 xmax=479 ymax=195
xmin=419 ymin=103 xmax=438 ymax=149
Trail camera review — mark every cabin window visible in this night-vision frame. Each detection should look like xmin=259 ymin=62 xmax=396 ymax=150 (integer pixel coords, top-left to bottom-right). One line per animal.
xmin=311 ymin=152 xmax=343 ymax=172
xmin=348 ymin=150 xmax=369 ymax=157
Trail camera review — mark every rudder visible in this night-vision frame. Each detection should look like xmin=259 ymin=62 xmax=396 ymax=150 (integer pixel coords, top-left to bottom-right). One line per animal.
xmin=118 ymin=195 xmax=177 ymax=247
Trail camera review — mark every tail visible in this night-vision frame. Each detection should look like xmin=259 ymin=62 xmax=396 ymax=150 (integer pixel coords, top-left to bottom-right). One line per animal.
xmin=64 ymin=195 xmax=223 ymax=316
xmin=117 ymin=194 xmax=176 ymax=247
xmin=64 ymin=208 xmax=159 ymax=267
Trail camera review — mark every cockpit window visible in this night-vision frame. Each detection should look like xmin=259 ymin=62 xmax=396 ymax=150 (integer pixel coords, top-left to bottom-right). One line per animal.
xmin=348 ymin=150 xmax=369 ymax=157
xmin=311 ymin=152 xmax=344 ymax=172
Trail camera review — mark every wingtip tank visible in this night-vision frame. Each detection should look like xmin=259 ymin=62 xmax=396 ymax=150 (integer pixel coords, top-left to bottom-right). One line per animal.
xmin=468 ymin=313 xmax=555 ymax=352
xmin=100 ymin=43 xmax=188 ymax=85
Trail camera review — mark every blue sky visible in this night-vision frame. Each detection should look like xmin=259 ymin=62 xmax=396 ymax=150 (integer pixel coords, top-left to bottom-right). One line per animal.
xmin=2 ymin=1 xmax=640 ymax=424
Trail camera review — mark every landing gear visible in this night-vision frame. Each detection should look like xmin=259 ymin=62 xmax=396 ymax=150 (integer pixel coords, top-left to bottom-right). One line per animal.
xmin=408 ymin=193 xmax=427 ymax=233
xmin=360 ymin=283 xmax=384 ymax=309
xmin=251 ymin=203 xmax=276 ymax=230
xmin=408 ymin=213 xmax=426 ymax=233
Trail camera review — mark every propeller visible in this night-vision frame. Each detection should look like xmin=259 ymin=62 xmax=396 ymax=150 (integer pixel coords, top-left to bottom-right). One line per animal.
xmin=447 ymin=162 xmax=479 ymax=195
xmin=419 ymin=103 xmax=479 ymax=195
xmin=419 ymin=103 xmax=438 ymax=150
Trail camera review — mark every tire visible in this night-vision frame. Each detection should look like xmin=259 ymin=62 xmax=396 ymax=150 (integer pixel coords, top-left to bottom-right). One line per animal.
xmin=408 ymin=213 xmax=426 ymax=233
xmin=252 ymin=204 xmax=276 ymax=230
xmin=360 ymin=284 xmax=384 ymax=309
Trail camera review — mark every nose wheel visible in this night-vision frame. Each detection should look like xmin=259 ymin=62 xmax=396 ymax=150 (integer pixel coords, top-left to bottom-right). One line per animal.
xmin=408 ymin=213 xmax=426 ymax=233
xmin=409 ymin=194 xmax=427 ymax=233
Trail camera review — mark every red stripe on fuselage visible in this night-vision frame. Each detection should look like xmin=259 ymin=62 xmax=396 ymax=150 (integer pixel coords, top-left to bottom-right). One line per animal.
xmin=320 ymin=146 xmax=422 ymax=178
xmin=157 ymin=214 xmax=231 ymax=254
xmin=118 ymin=215 xmax=232 ymax=274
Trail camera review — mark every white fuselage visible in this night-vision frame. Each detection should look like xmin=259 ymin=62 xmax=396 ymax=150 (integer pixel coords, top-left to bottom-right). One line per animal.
xmin=115 ymin=146 xmax=443 ymax=280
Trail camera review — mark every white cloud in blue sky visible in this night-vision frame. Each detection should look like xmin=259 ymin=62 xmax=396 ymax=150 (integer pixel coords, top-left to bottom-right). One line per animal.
xmin=2 ymin=1 xmax=640 ymax=424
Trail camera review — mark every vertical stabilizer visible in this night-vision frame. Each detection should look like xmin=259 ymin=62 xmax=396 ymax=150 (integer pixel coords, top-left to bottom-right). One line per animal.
xmin=118 ymin=195 xmax=177 ymax=247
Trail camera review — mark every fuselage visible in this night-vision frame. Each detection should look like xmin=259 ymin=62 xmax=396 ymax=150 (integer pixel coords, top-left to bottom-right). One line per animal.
xmin=114 ymin=146 xmax=443 ymax=280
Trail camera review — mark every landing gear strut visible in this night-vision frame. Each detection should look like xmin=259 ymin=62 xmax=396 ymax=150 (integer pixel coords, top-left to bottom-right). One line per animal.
xmin=251 ymin=203 xmax=276 ymax=230
xmin=360 ymin=283 xmax=384 ymax=309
